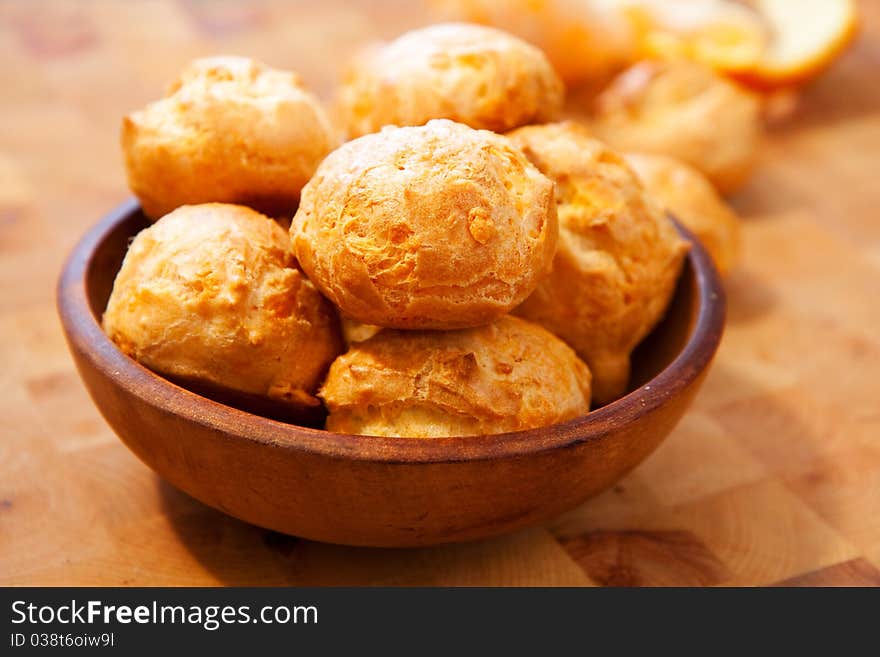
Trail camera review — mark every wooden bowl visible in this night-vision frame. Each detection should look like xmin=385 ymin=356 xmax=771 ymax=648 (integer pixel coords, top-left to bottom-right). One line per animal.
xmin=57 ymin=199 xmax=725 ymax=547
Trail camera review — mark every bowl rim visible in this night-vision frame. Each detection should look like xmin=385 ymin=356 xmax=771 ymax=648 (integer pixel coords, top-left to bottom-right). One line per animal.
xmin=57 ymin=198 xmax=725 ymax=465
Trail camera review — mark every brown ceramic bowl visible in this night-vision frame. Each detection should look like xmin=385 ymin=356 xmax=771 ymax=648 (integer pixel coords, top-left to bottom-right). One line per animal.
xmin=57 ymin=199 xmax=725 ymax=547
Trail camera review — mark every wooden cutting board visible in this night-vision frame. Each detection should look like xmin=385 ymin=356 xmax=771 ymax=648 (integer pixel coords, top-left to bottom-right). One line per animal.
xmin=1 ymin=0 xmax=878 ymax=586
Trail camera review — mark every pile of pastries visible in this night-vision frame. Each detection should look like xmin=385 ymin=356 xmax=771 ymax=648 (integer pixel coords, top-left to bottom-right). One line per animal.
xmin=434 ymin=0 xmax=859 ymax=92
xmin=104 ymin=19 xmax=776 ymax=438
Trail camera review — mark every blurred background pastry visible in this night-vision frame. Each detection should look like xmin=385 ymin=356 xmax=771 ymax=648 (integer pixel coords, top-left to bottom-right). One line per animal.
xmin=507 ymin=121 xmax=688 ymax=405
xmin=590 ymin=59 xmax=762 ymax=194
xmin=336 ymin=22 xmax=564 ymax=138
xmin=103 ymin=203 xmax=342 ymax=409
xmin=431 ymin=0 xmax=637 ymax=87
xmin=321 ymin=315 xmax=591 ymax=437
xmin=627 ymin=0 xmax=768 ymax=77
xmin=624 ymin=152 xmax=741 ymax=276
xmin=434 ymin=0 xmax=857 ymax=92
xmin=292 ymin=119 xmax=558 ymax=330
xmin=122 ymin=56 xmax=336 ymax=219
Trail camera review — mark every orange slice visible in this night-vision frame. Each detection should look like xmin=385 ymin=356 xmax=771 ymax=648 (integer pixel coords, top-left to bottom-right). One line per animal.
xmin=733 ymin=0 xmax=859 ymax=90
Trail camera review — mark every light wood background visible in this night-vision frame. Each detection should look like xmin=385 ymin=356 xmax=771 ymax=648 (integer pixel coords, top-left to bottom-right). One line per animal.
xmin=2 ymin=0 xmax=879 ymax=586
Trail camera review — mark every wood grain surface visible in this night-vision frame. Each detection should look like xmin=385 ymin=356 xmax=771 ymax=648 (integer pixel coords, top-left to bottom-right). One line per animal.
xmin=2 ymin=0 xmax=879 ymax=586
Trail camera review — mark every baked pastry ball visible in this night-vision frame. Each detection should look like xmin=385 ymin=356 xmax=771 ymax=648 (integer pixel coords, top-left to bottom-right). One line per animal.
xmin=625 ymin=152 xmax=741 ymax=276
xmin=590 ymin=59 xmax=762 ymax=194
xmin=337 ymin=22 xmax=564 ymax=138
xmin=292 ymin=119 xmax=558 ymax=330
xmin=122 ymin=56 xmax=336 ymax=219
xmin=507 ymin=122 xmax=688 ymax=405
xmin=320 ymin=316 xmax=591 ymax=437
xmin=432 ymin=0 xmax=637 ymax=86
xmin=103 ymin=203 xmax=342 ymax=408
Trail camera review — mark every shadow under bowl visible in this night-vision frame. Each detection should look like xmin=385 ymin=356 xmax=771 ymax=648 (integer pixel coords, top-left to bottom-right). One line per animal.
xmin=57 ymin=199 xmax=725 ymax=547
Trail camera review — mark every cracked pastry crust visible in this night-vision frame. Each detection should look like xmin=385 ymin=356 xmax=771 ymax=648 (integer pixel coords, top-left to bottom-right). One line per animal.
xmin=507 ymin=121 xmax=688 ymax=405
xmin=320 ymin=315 xmax=592 ymax=437
xmin=291 ymin=119 xmax=558 ymax=330
xmin=122 ymin=56 xmax=336 ymax=219
xmin=103 ymin=203 xmax=343 ymax=408
xmin=337 ymin=22 xmax=564 ymax=138
xmin=625 ymin=152 xmax=741 ymax=276
xmin=591 ymin=60 xmax=762 ymax=195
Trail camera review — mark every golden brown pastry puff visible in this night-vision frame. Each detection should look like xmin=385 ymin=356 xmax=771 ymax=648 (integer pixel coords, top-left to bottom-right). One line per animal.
xmin=431 ymin=0 xmax=637 ymax=87
xmin=507 ymin=121 xmax=688 ymax=405
xmin=590 ymin=59 xmax=762 ymax=195
xmin=103 ymin=203 xmax=343 ymax=409
xmin=336 ymin=22 xmax=564 ymax=138
xmin=122 ymin=56 xmax=336 ymax=219
xmin=625 ymin=152 xmax=741 ymax=276
xmin=320 ymin=316 xmax=591 ymax=437
xmin=291 ymin=119 xmax=558 ymax=330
